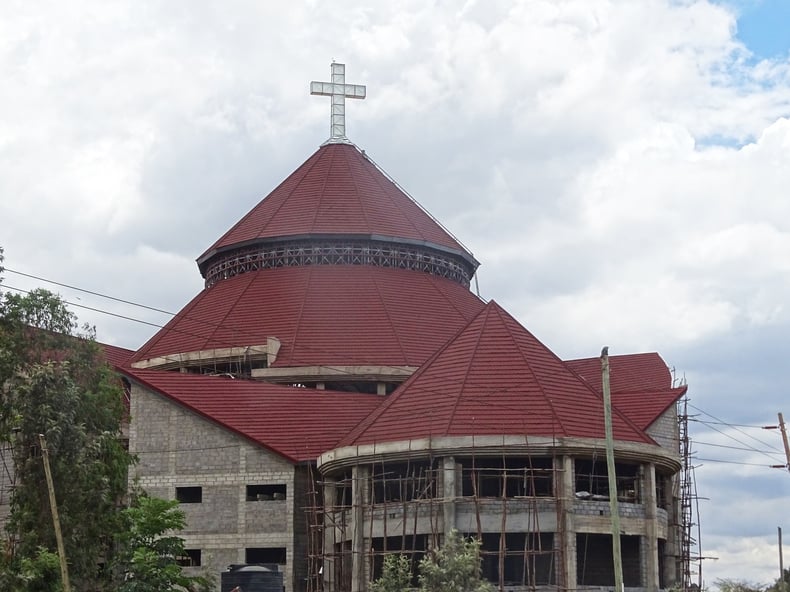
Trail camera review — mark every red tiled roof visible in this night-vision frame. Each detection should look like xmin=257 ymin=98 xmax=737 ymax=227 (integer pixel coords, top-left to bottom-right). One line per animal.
xmin=566 ymin=352 xmax=672 ymax=393
xmin=340 ymin=301 xmax=654 ymax=447
xmin=610 ymin=388 xmax=686 ymax=431
xmin=131 ymin=266 xmax=485 ymax=368
xmin=566 ymin=353 xmax=686 ymax=430
xmin=199 ymin=143 xmax=472 ymax=265
xmin=124 ymin=368 xmax=383 ymax=462
xmin=100 ymin=342 xmax=135 ymax=368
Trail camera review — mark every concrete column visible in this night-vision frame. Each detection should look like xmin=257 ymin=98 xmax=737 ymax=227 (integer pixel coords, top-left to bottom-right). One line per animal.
xmin=442 ymin=456 xmax=456 ymax=536
xmin=665 ymin=473 xmax=681 ymax=587
xmin=643 ymin=463 xmax=660 ymax=592
xmin=351 ymin=465 xmax=369 ymax=592
xmin=322 ymin=476 xmax=338 ymax=591
xmin=560 ymin=455 xmax=577 ymax=590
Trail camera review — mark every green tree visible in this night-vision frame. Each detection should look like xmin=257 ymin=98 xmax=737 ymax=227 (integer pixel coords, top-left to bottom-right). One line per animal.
xmin=767 ymin=569 xmax=790 ymax=592
xmin=418 ymin=530 xmax=494 ymax=592
xmin=372 ymin=554 xmax=412 ymax=592
xmin=715 ymin=579 xmax=767 ymax=592
xmin=113 ymin=494 xmax=212 ymax=592
xmin=0 ymin=252 xmax=134 ymax=590
xmin=372 ymin=530 xmax=495 ymax=592
xmin=0 ymin=547 xmax=62 ymax=592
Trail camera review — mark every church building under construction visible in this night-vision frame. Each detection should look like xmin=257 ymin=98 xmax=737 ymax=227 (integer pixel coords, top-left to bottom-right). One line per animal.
xmin=111 ymin=64 xmax=692 ymax=592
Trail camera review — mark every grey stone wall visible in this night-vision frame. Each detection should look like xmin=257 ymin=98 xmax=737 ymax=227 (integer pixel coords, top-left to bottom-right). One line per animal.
xmin=292 ymin=465 xmax=313 ymax=592
xmin=0 ymin=442 xmax=13 ymax=528
xmin=129 ymin=382 xmax=297 ymax=592
xmin=647 ymin=405 xmax=679 ymax=452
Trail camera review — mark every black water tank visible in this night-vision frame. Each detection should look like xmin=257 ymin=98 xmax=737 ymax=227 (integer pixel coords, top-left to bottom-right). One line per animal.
xmin=220 ymin=564 xmax=284 ymax=592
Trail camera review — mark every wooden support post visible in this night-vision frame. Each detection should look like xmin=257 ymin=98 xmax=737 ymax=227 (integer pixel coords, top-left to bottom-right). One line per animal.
xmin=39 ymin=434 xmax=71 ymax=592
xmin=601 ymin=348 xmax=624 ymax=592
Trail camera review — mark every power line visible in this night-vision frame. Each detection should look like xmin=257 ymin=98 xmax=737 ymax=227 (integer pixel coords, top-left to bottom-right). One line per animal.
xmin=694 ymin=440 xmax=785 ymax=457
xmin=694 ymin=457 xmax=786 ymax=468
xmin=690 ymin=404 xmax=784 ymax=454
xmin=5 ymin=267 xmax=176 ymax=316
xmin=693 ymin=418 xmax=783 ymax=463
xmin=5 ymin=267 xmax=786 ymax=470
xmin=689 ymin=418 xmax=782 ymax=430
xmin=3 ymin=284 xmax=168 ymax=330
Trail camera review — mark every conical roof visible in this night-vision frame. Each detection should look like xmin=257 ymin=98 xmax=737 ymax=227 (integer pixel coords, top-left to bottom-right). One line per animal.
xmin=340 ymin=301 xmax=654 ymax=446
xmin=130 ymin=266 xmax=484 ymax=367
xmin=198 ymin=143 xmax=476 ymax=273
xmin=132 ymin=141 xmax=485 ymax=369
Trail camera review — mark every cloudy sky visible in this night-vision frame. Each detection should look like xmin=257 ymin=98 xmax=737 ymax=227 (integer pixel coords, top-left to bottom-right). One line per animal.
xmin=1 ymin=0 xmax=789 ymax=586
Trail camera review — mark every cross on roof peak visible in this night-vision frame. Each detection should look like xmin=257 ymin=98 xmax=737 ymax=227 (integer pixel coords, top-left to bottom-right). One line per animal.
xmin=310 ymin=62 xmax=366 ymax=145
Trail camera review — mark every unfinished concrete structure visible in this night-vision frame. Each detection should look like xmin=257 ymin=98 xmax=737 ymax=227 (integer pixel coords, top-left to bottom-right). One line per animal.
xmin=312 ymin=304 xmax=687 ymax=592
xmin=105 ymin=66 xmax=697 ymax=592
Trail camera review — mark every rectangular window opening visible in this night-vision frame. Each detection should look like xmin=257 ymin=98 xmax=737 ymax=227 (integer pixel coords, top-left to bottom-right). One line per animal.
xmin=371 ymin=461 xmax=437 ymax=504
xmin=176 ymin=486 xmax=202 ymax=503
xmin=574 ymin=459 xmax=641 ymax=503
xmin=177 ymin=549 xmax=201 ymax=567
xmin=246 ymin=547 xmax=287 ymax=565
xmin=460 ymin=457 xmax=554 ymax=498
xmin=576 ymin=533 xmax=641 ymax=587
xmin=477 ymin=532 xmax=555 ymax=586
xmin=246 ymin=484 xmax=287 ymax=501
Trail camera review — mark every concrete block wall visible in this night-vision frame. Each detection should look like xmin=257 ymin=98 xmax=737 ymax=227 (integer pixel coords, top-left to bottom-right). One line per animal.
xmin=0 ymin=442 xmax=14 ymax=528
xmin=647 ymin=406 xmax=679 ymax=452
xmin=129 ymin=383 xmax=298 ymax=592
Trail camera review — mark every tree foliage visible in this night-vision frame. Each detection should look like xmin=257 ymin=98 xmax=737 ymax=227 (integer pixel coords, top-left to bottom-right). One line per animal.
xmin=716 ymin=579 xmax=767 ymax=592
xmin=716 ymin=571 xmax=790 ymax=592
xmin=769 ymin=569 xmax=790 ymax=592
xmin=0 ymin=253 xmax=134 ymax=590
xmin=372 ymin=554 xmax=412 ymax=592
xmin=373 ymin=530 xmax=494 ymax=592
xmin=113 ymin=494 xmax=212 ymax=592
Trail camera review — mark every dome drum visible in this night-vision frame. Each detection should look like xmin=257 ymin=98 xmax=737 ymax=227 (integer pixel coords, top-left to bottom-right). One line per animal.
xmin=199 ymin=236 xmax=478 ymax=288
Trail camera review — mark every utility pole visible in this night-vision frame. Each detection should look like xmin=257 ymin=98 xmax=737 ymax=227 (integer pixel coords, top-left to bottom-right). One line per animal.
xmin=779 ymin=527 xmax=785 ymax=592
xmin=39 ymin=434 xmax=71 ymax=592
xmin=778 ymin=413 xmax=790 ymax=474
xmin=601 ymin=347 xmax=624 ymax=592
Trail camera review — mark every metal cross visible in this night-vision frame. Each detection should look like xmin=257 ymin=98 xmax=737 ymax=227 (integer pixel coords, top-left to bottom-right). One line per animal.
xmin=310 ymin=62 xmax=366 ymax=143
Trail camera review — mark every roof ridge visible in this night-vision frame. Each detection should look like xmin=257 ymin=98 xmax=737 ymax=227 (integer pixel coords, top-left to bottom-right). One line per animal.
xmin=444 ymin=304 xmax=492 ymax=434
xmin=200 ymin=146 xmax=323 ymax=260
xmin=205 ymin=272 xmax=258 ymax=351
xmin=363 ymin=151 xmax=430 ymax=244
xmin=491 ymin=303 xmax=568 ymax=437
xmin=289 ymin=266 xmax=314 ymax=363
xmin=371 ymin=276 xmax=408 ymax=362
xmin=491 ymin=304 xmax=655 ymax=444
xmin=346 ymin=145 xmax=375 ymax=243
xmin=309 ymin=142 xmax=335 ymax=230
xmin=362 ymin=150 xmax=475 ymax=255
xmin=337 ymin=299 xmax=491 ymax=446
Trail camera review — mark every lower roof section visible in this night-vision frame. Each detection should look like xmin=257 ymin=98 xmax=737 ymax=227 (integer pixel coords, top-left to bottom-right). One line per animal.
xmin=124 ymin=368 xmax=383 ymax=463
xmin=131 ymin=265 xmax=485 ymax=370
